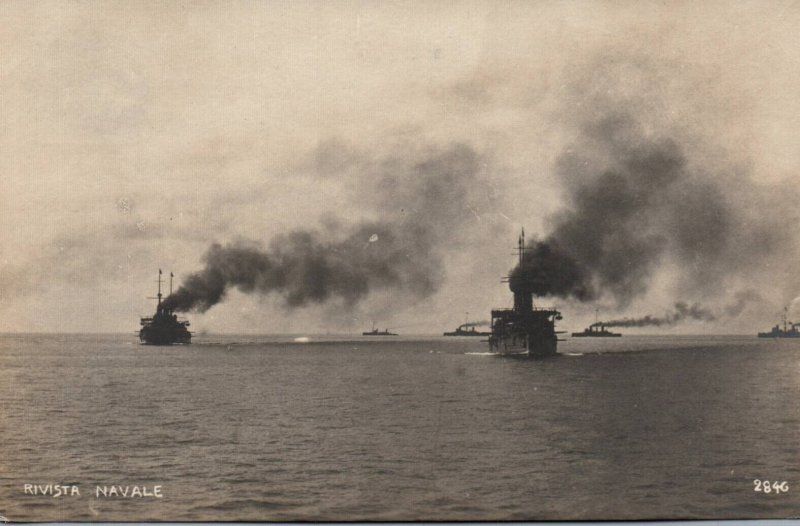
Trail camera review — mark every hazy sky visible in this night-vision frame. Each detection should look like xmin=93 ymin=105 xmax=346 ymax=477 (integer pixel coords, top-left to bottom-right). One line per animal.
xmin=2 ymin=0 xmax=800 ymax=334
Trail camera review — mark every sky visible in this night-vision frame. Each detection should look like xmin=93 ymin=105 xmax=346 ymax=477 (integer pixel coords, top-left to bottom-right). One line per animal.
xmin=2 ymin=0 xmax=800 ymax=334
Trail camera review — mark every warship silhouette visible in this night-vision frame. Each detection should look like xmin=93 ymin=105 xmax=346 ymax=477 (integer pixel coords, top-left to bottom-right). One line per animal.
xmin=572 ymin=323 xmax=622 ymax=337
xmin=362 ymin=323 xmax=397 ymax=336
xmin=139 ymin=270 xmax=192 ymax=345
xmin=488 ymin=230 xmax=563 ymax=357
xmin=443 ymin=323 xmax=492 ymax=337
xmin=572 ymin=311 xmax=621 ymax=337
xmin=757 ymin=307 xmax=800 ymax=338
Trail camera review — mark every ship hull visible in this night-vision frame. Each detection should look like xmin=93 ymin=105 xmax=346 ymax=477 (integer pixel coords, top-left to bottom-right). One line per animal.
xmin=139 ymin=328 xmax=191 ymax=345
xmin=489 ymin=307 xmax=560 ymax=358
xmin=139 ymin=318 xmax=192 ymax=345
xmin=757 ymin=332 xmax=800 ymax=338
xmin=489 ymin=334 xmax=558 ymax=358
xmin=572 ymin=333 xmax=622 ymax=337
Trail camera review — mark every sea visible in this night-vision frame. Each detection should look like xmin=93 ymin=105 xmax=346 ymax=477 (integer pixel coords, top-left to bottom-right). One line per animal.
xmin=1 ymin=333 xmax=800 ymax=521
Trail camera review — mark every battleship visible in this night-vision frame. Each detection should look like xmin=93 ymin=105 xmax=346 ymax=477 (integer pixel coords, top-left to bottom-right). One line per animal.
xmin=139 ymin=270 xmax=192 ymax=345
xmin=443 ymin=323 xmax=492 ymax=337
xmin=572 ymin=323 xmax=622 ymax=337
xmin=362 ymin=323 xmax=398 ymax=336
xmin=488 ymin=230 xmax=563 ymax=357
xmin=757 ymin=307 xmax=800 ymax=338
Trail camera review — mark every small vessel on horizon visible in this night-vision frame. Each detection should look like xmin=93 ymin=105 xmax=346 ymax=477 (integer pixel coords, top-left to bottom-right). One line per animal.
xmin=444 ymin=323 xmax=492 ymax=337
xmin=362 ymin=323 xmax=398 ymax=336
xmin=571 ymin=323 xmax=622 ymax=338
xmin=139 ymin=270 xmax=192 ymax=345
xmin=757 ymin=307 xmax=800 ymax=338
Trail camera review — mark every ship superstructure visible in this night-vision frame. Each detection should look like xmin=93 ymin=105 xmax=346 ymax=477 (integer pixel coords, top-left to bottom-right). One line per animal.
xmin=139 ymin=270 xmax=192 ymax=345
xmin=488 ymin=230 xmax=562 ymax=357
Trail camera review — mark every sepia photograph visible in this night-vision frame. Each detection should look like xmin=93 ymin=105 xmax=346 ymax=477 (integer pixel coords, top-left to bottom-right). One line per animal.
xmin=2 ymin=0 xmax=800 ymax=521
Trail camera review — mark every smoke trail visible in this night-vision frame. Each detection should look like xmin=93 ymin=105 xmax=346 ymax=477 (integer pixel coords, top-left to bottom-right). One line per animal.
xmin=788 ymin=295 xmax=800 ymax=317
xmin=512 ymin=111 xmax=781 ymax=306
xmin=593 ymin=290 xmax=760 ymax=328
xmin=598 ymin=302 xmax=716 ymax=328
xmin=724 ymin=289 xmax=762 ymax=317
xmin=163 ymin=143 xmax=484 ymax=313
xmin=463 ymin=320 xmax=490 ymax=327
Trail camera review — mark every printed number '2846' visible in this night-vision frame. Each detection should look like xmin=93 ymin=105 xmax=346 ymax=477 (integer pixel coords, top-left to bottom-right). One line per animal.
xmin=754 ymin=480 xmax=789 ymax=494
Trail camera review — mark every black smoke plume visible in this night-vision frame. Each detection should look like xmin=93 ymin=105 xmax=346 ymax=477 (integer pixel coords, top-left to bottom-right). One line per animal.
xmin=463 ymin=320 xmax=490 ymax=327
xmin=597 ymin=302 xmax=716 ymax=328
xmin=163 ymin=143 xmax=484 ymax=313
xmin=512 ymin=112 xmax=781 ymax=306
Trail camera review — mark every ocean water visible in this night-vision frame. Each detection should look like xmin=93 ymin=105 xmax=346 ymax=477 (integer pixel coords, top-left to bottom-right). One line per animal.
xmin=1 ymin=333 xmax=800 ymax=521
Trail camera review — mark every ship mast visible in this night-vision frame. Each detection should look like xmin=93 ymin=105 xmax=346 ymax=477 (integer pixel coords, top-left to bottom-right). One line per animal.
xmin=146 ymin=269 xmax=165 ymax=312
xmin=157 ymin=269 xmax=163 ymax=307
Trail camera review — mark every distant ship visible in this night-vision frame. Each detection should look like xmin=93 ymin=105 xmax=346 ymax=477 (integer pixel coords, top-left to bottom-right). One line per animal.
xmin=139 ymin=270 xmax=192 ymax=345
xmin=572 ymin=323 xmax=622 ymax=338
xmin=444 ymin=324 xmax=492 ymax=337
xmin=362 ymin=323 xmax=398 ymax=336
xmin=757 ymin=308 xmax=800 ymax=338
xmin=488 ymin=229 xmax=563 ymax=357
